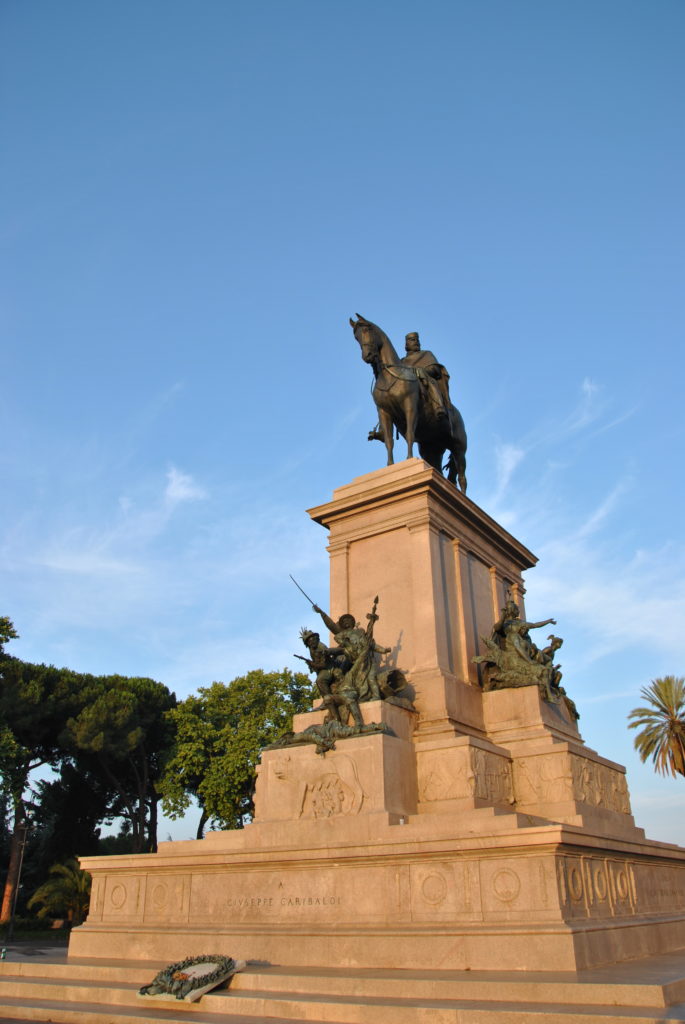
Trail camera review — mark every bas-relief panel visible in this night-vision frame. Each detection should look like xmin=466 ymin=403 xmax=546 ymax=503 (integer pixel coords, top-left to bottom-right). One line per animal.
xmin=513 ymin=752 xmax=631 ymax=816
xmin=513 ymin=752 xmax=573 ymax=805
xmin=570 ymin=756 xmax=631 ymax=814
xmin=419 ymin=746 xmax=513 ymax=807
xmin=265 ymin=753 xmax=366 ymax=820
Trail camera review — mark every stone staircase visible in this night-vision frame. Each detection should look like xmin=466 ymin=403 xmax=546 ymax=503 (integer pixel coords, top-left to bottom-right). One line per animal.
xmin=2 ymin=949 xmax=685 ymax=1023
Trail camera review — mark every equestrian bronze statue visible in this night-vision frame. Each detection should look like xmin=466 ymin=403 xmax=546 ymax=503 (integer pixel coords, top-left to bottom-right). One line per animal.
xmin=350 ymin=314 xmax=467 ymax=492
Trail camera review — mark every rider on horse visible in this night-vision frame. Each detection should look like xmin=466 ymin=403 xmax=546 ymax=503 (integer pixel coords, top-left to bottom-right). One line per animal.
xmin=401 ymin=332 xmax=451 ymax=422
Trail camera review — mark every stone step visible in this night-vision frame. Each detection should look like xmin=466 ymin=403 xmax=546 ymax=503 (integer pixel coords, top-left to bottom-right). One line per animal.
xmin=1 ymin=954 xmax=164 ymax=984
xmin=2 ymin=952 xmax=685 ymax=1024
xmin=3 ymin=957 xmax=685 ymax=1010
xmin=229 ymin=964 xmax=685 ymax=1008
xmin=0 ymin=990 xmax=685 ymax=1024
xmin=0 ymin=995 xmax=322 ymax=1024
xmin=0 ymin=975 xmax=142 ymax=1005
xmin=215 ymin=987 xmax=685 ymax=1023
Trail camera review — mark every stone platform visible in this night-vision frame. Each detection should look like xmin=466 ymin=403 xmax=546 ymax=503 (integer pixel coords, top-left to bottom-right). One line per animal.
xmin=67 ymin=462 xmax=685 ymax=976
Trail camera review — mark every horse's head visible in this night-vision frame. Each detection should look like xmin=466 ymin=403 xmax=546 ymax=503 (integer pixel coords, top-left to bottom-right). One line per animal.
xmin=349 ymin=313 xmax=382 ymax=365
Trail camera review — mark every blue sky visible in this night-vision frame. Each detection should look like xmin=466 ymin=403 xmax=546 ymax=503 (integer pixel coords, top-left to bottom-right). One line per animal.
xmin=2 ymin=1 xmax=684 ymax=842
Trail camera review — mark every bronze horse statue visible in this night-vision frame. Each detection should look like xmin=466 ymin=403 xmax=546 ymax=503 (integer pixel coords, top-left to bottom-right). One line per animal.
xmin=350 ymin=314 xmax=467 ymax=492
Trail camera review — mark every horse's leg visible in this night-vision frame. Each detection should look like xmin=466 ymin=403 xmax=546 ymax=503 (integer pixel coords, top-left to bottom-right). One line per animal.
xmin=448 ymin=407 xmax=468 ymax=493
xmin=379 ymin=408 xmax=395 ymax=465
xmin=444 ymin=442 xmax=467 ymax=491
xmin=457 ymin=454 xmax=467 ymax=494
xmin=419 ymin=443 xmax=442 ymax=472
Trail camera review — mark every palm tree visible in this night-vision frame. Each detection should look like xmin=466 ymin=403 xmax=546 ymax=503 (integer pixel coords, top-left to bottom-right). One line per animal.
xmin=27 ymin=859 xmax=91 ymax=926
xmin=628 ymin=676 xmax=685 ymax=778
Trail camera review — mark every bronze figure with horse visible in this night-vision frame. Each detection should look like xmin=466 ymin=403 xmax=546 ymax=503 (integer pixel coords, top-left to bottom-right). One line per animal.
xmin=349 ymin=314 xmax=467 ymax=492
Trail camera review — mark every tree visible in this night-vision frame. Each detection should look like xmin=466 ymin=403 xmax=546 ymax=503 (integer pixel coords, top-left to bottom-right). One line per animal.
xmin=159 ymin=669 xmax=312 ymax=835
xmin=27 ymin=859 xmax=91 ymax=925
xmin=28 ymin=764 xmax=114 ymax=884
xmin=65 ymin=675 xmax=177 ymax=853
xmin=0 ymin=656 xmax=87 ymax=924
xmin=628 ymin=676 xmax=685 ymax=778
xmin=0 ymin=618 xmax=18 ymax=656
xmin=1 ymin=619 xmax=177 ymax=917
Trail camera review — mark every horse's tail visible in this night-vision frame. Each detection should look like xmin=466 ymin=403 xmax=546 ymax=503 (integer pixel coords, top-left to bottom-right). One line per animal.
xmin=444 ymin=452 xmax=467 ymax=494
xmin=444 ymin=453 xmax=460 ymax=479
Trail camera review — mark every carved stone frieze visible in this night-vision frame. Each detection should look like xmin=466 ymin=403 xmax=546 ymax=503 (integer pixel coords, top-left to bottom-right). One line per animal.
xmin=570 ymin=756 xmax=631 ymax=814
xmin=513 ymin=753 xmax=573 ymax=805
xmin=418 ymin=745 xmax=513 ymax=807
xmin=557 ymin=856 xmax=638 ymax=918
xmin=471 ymin=747 xmax=514 ymax=806
xmin=271 ymin=753 xmax=365 ymax=819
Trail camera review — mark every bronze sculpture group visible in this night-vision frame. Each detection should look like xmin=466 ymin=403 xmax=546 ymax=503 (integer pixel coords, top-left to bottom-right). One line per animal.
xmin=474 ymin=598 xmax=579 ymax=720
xmin=350 ymin=314 xmax=467 ymax=492
xmin=267 ymin=597 xmax=414 ymax=754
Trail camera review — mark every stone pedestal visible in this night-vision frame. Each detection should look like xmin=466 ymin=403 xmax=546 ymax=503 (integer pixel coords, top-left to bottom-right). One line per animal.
xmin=69 ymin=462 xmax=685 ymax=972
xmin=253 ymin=701 xmax=418 ymax=824
xmin=307 ymin=459 xmax=537 ymax=740
xmin=483 ymin=687 xmax=643 ymax=839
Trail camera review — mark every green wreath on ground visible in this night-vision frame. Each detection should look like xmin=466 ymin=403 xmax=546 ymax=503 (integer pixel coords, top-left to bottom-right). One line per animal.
xmin=139 ymin=954 xmax=237 ymax=1001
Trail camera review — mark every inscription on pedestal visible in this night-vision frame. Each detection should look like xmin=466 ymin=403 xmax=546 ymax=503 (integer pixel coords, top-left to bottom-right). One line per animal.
xmin=225 ymin=894 xmax=341 ymax=909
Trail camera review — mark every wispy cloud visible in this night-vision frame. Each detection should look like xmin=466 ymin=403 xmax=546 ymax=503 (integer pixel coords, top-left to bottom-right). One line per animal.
xmin=493 ymin=443 xmax=526 ymax=500
xmin=39 ymin=548 xmax=142 ymax=577
xmin=164 ymin=466 xmax=208 ymax=505
xmin=532 ymin=532 xmax=685 ymax=667
xmin=574 ymin=478 xmax=632 ymax=539
xmin=566 ymin=376 xmax=602 ymax=432
xmin=484 ymin=377 xmax=609 ymax=518
xmin=582 ymin=688 xmax=646 ymax=705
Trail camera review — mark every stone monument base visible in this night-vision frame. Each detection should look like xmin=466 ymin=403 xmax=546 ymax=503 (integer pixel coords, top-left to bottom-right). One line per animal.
xmin=71 ymin=802 xmax=685 ymax=972
xmin=69 ymin=463 xmax=685 ymax=973
xmin=71 ymin=701 xmax=685 ymax=973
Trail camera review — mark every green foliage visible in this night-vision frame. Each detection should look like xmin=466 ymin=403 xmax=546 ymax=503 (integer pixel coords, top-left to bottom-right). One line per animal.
xmin=0 ymin=659 xmax=87 ymax=830
xmin=97 ymin=827 xmax=135 ymax=855
xmin=27 ymin=859 xmax=91 ymax=925
xmin=0 ymin=617 xmax=18 ymax=656
xmin=29 ymin=764 xmax=113 ymax=878
xmin=65 ymin=675 xmax=177 ymax=852
xmin=628 ymin=676 xmax=685 ymax=778
xmin=0 ymin=621 xmax=177 ymax=924
xmin=159 ymin=669 xmax=312 ymax=833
